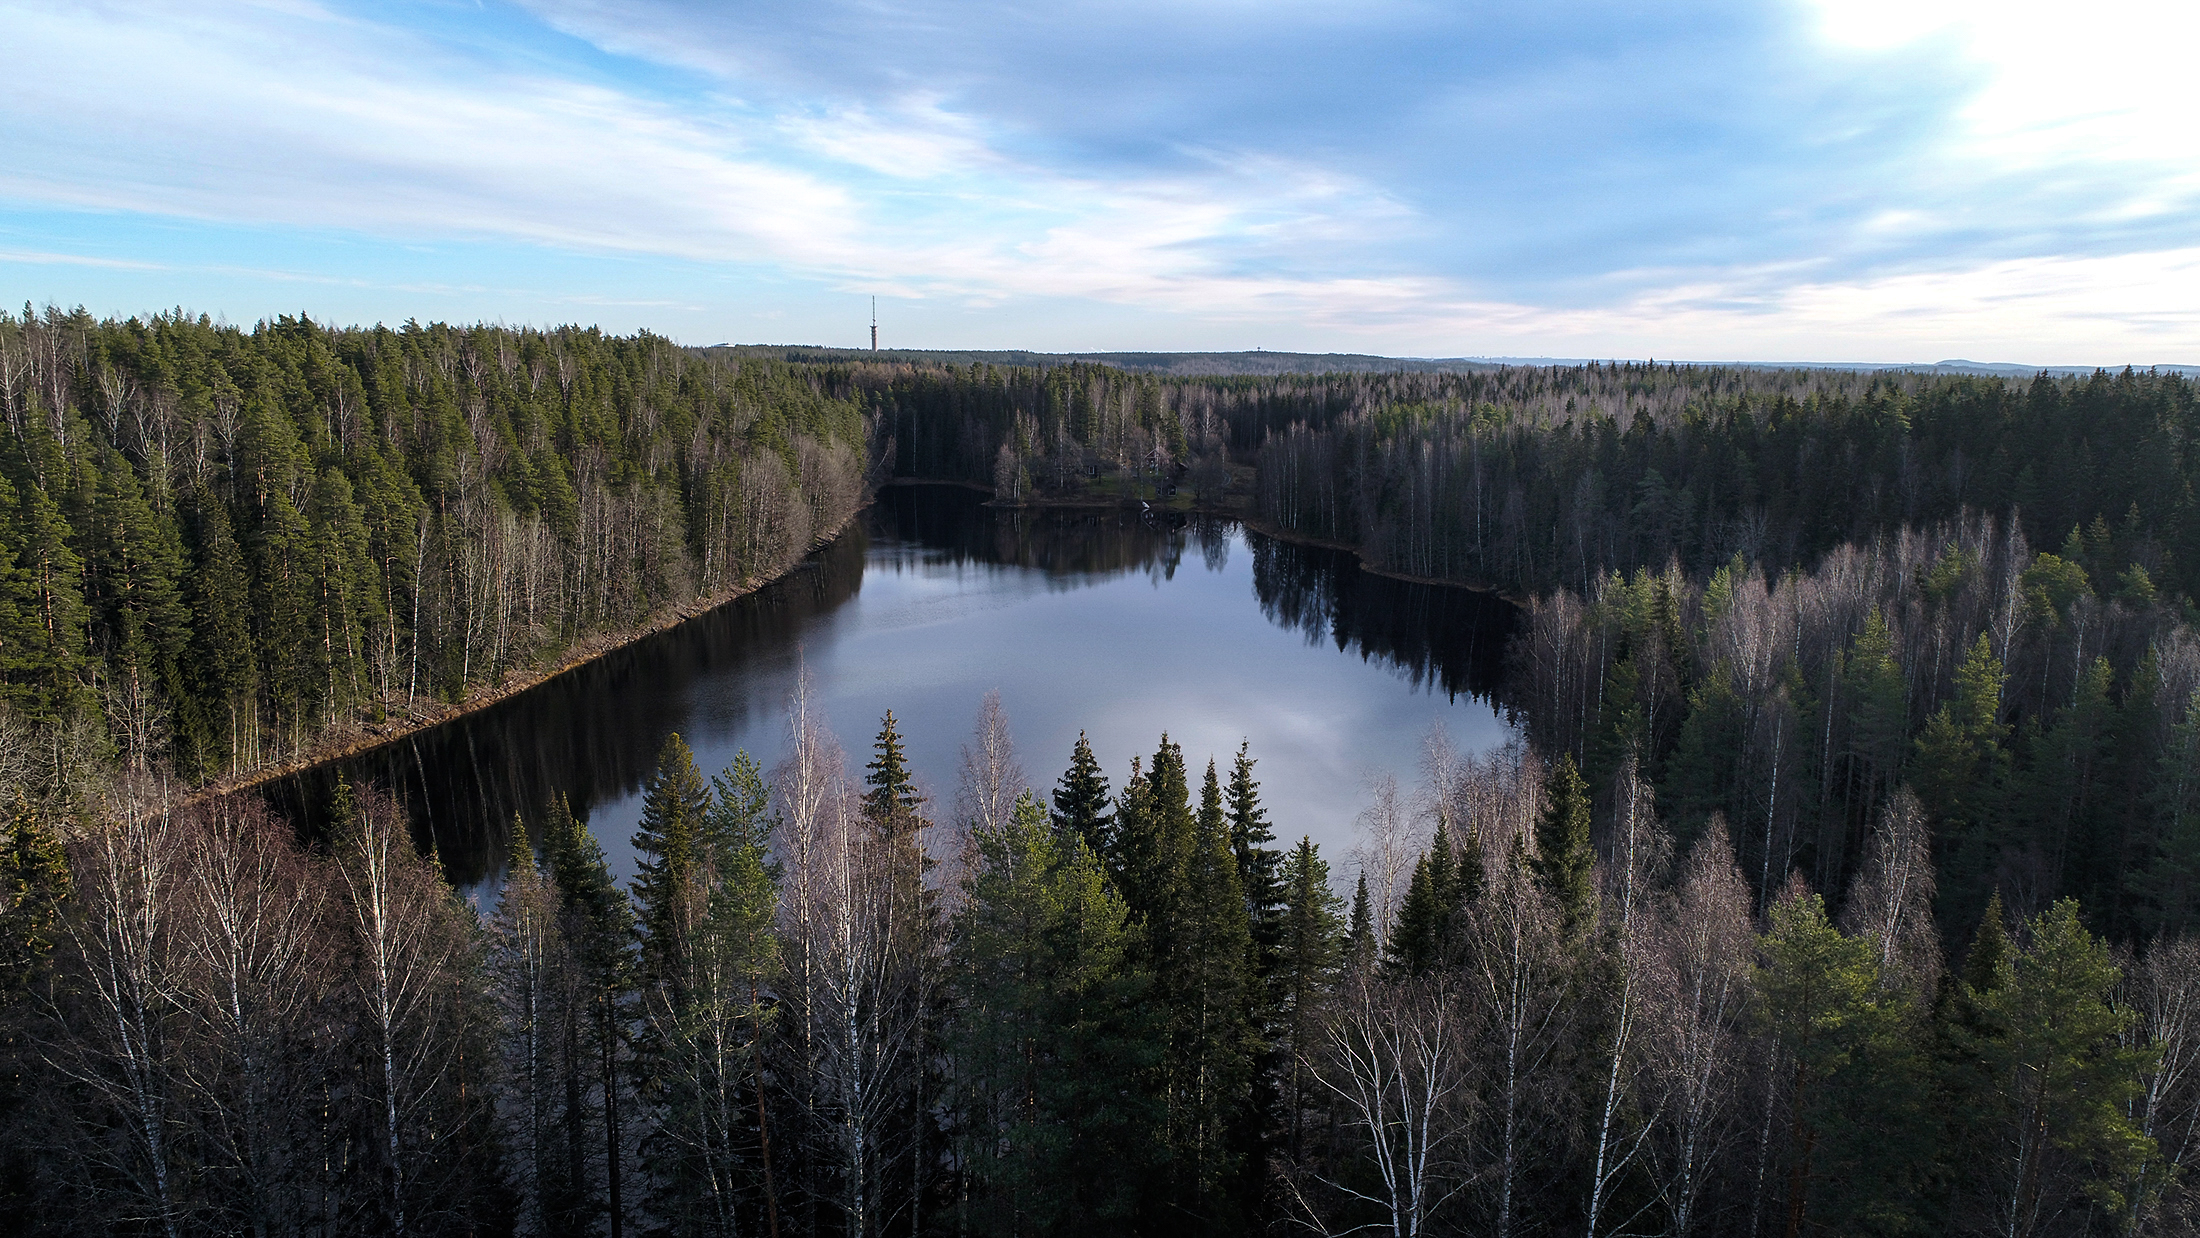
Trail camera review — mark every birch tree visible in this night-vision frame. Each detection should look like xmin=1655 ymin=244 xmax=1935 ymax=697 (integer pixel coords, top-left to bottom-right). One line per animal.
xmin=1307 ymin=977 xmax=1473 ymax=1238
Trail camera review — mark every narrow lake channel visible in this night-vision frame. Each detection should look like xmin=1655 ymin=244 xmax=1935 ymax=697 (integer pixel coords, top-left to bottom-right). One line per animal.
xmin=273 ymin=485 xmax=1520 ymax=889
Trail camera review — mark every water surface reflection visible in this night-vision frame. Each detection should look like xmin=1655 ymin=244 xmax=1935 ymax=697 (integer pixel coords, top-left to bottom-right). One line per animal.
xmin=273 ymin=486 xmax=1516 ymax=886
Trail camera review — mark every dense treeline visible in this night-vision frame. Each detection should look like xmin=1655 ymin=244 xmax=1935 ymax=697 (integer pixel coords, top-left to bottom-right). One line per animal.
xmin=857 ymin=356 xmax=2200 ymax=603
xmin=1512 ymin=511 xmax=2200 ymax=942
xmin=8 ymin=693 xmax=2200 ymax=1236
xmin=0 ymin=307 xmax=869 ymax=800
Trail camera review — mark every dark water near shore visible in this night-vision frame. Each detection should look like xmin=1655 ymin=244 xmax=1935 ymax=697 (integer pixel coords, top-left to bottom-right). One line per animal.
xmin=271 ymin=486 xmax=1518 ymax=888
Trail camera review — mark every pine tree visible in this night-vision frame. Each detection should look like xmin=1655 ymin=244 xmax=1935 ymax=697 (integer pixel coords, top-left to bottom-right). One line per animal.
xmin=303 ymin=466 xmax=380 ymax=726
xmin=1962 ymin=900 xmax=2154 ymax=1231
xmin=1755 ymin=886 xmax=1923 ymax=1233
xmin=79 ymin=445 xmax=190 ymax=767
xmin=705 ymin=749 xmax=775 ymax=857
xmin=182 ymin=491 xmax=258 ymax=775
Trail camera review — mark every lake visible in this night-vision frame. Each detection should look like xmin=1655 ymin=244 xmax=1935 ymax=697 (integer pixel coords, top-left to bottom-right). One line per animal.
xmin=274 ymin=484 xmax=1519 ymax=888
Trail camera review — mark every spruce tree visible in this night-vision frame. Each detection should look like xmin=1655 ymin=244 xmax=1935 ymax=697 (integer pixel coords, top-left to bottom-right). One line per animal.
xmin=1384 ymin=852 xmax=1439 ymax=979
xmin=705 ymin=749 xmax=775 ymax=856
xmin=1276 ymin=838 xmax=1342 ymax=1158
xmin=544 ymin=794 xmax=635 ymax=1238
xmin=490 ymin=813 xmax=564 ymax=1237
xmin=1346 ymin=872 xmax=1375 ymax=971
xmin=1226 ymin=742 xmax=1284 ymax=954
xmin=1172 ymin=752 xmax=1256 ymax=1224
xmin=951 ymin=791 xmax=1156 ymax=1234
xmin=1051 ymin=730 xmax=1114 ymax=855
xmin=0 ymin=795 xmax=67 ymax=1002
xmin=863 ymin=708 xmax=921 ymax=833
xmin=631 ymin=733 xmax=709 ymax=990
xmin=637 ymin=747 xmax=782 ymax=1238
xmin=1919 ymin=633 xmax=2012 ymax=935
xmin=1383 ymin=827 xmax=1473 ymax=979
xmin=0 ymin=467 xmax=90 ymax=720
xmin=1535 ymin=753 xmax=1597 ymax=939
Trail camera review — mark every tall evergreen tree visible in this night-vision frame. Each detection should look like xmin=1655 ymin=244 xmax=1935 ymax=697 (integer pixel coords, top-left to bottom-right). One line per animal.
xmin=181 ymin=490 xmax=257 ymax=776
xmin=1534 ymin=753 xmax=1597 ymax=940
xmin=1919 ymin=632 xmax=2013 ymax=936
xmin=951 ymin=791 xmax=1157 ymax=1235
xmin=545 ymin=793 xmax=636 ymax=1238
xmin=1274 ymin=837 xmax=1342 ymax=1161
xmin=863 ymin=709 xmax=922 ymax=834
xmin=1346 ymin=872 xmax=1375 ymax=972
xmin=1383 ymin=827 xmax=1472 ymax=979
xmin=632 ymin=733 xmax=710 ymax=990
xmin=1958 ymin=900 xmax=2154 ymax=1233
xmin=1170 ymin=753 xmax=1257 ymax=1225
xmin=1051 ymin=730 xmax=1114 ymax=855
xmin=1755 ymin=886 xmax=1925 ymax=1234
xmin=1225 ymin=742 xmax=1284 ymax=957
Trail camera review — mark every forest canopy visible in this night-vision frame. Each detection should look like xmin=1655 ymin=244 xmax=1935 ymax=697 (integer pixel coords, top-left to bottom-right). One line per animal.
xmin=8 ymin=307 xmax=2200 ymax=1236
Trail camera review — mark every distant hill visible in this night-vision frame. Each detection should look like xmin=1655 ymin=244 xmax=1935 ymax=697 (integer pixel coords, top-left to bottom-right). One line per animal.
xmin=700 ymin=344 xmax=2200 ymax=378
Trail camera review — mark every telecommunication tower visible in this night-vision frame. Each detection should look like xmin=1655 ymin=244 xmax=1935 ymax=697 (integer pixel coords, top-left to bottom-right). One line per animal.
xmin=870 ymin=297 xmax=878 ymax=351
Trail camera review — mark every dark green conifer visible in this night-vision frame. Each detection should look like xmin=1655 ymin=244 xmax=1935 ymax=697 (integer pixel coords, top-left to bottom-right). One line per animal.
xmin=1276 ymin=837 xmax=1342 ymax=1158
xmin=1226 ymin=742 xmax=1284 ymax=947
xmin=182 ymin=490 xmax=257 ymax=774
xmin=631 ymin=733 xmax=709 ymax=986
xmin=1535 ymin=753 xmax=1597 ymax=939
xmin=543 ymin=793 xmax=634 ymax=1237
xmin=863 ymin=709 xmax=922 ymax=833
xmin=1346 ymin=872 xmax=1375 ymax=970
xmin=1051 ymin=730 xmax=1114 ymax=854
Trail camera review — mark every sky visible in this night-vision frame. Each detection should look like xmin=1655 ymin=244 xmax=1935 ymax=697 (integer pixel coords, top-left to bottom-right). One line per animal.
xmin=2 ymin=0 xmax=2194 ymax=363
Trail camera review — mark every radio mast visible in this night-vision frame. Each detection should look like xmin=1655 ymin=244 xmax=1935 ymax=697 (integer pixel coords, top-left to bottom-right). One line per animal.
xmin=870 ymin=297 xmax=878 ymax=351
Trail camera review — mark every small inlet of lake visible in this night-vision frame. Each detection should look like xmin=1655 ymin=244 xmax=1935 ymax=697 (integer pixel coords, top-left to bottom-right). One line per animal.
xmin=273 ymin=484 xmax=1520 ymax=887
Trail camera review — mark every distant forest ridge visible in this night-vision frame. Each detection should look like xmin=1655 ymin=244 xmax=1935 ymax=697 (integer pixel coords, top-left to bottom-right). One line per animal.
xmin=707 ymin=342 xmax=2200 ymax=379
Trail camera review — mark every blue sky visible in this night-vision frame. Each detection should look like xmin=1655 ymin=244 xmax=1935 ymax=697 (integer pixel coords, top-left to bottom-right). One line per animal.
xmin=2 ymin=0 xmax=2194 ymax=362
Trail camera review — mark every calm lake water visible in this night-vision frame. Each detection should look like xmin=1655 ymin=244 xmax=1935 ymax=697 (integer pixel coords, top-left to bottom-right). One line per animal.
xmin=275 ymin=485 xmax=1518 ymax=888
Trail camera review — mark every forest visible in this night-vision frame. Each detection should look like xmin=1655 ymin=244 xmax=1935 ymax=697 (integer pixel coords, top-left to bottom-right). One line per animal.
xmin=8 ymin=308 xmax=2200 ymax=1235
xmin=0 ymin=306 xmax=870 ymax=797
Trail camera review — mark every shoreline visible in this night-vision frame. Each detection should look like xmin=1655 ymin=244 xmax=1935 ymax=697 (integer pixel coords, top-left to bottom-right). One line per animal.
xmin=201 ymin=477 xmax=1520 ymax=801
xmin=969 ymin=479 xmax=1528 ymax=605
xmin=197 ymin=511 xmax=865 ymax=800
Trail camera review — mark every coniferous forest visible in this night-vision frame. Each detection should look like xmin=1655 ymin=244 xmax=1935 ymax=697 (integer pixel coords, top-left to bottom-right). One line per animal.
xmin=12 ymin=307 xmax=2200 ymax=1235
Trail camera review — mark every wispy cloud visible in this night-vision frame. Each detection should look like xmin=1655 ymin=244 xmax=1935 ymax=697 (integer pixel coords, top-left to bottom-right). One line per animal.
xmin=0 ymin=0 xmax=2191 ymax=359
